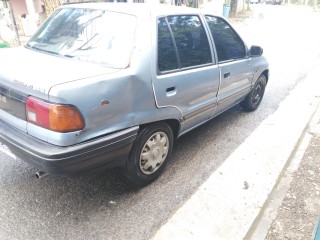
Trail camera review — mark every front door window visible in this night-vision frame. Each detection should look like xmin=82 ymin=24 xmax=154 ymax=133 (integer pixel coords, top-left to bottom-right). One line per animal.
xmin=205 ymin=16 xmax=246 ymax=62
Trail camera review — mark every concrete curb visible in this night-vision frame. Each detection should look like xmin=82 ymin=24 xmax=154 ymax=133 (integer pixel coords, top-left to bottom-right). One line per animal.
xmin=247 ymin=88 xmax=320 ymax=239
xmin=152 ymin=60 xmax=320 ymax=240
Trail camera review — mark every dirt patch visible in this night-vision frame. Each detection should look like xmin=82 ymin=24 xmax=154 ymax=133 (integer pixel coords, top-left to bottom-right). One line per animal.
xmin=265 ymin=128 xmax=320 ymax=240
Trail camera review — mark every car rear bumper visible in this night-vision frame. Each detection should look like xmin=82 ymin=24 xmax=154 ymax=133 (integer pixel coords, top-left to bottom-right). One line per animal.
xmin=0 ymin=120 xmax=139 ymax=175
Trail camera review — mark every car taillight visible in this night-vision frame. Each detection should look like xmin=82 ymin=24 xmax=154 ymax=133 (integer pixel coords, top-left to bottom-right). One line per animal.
xmin=26 ymin=97 xmax=85 ymax=132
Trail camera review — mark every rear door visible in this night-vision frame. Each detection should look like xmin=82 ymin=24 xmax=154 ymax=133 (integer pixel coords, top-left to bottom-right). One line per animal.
xmin=205 ymin=15 xmax=254 ymax=116
xmin=152 ymin=15 xmax=220 ymax=132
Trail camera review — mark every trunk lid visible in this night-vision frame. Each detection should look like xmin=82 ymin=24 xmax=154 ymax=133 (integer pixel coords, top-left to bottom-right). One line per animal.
xmin=0 ymin=47 xmax=119 ymax=96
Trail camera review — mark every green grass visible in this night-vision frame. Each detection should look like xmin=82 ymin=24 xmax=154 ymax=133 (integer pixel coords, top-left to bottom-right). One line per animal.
xmin=0 ymin=42 xmax=9 ymax=48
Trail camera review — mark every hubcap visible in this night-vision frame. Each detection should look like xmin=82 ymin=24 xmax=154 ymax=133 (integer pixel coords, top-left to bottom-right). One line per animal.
xmin=139 ymin=132 xmax=169 ymax=175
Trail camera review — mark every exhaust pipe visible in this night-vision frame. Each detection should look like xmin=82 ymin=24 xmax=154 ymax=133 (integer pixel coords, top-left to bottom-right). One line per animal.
xmin=35 ymin=171 xmax=48 ymax=179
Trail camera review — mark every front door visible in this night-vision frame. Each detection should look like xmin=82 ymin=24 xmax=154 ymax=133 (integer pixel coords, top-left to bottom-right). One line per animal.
xmin=205 ymin=15 xmax=254 ymax=116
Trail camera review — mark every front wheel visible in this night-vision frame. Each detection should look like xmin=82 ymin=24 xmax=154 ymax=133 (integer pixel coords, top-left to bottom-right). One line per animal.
xmin=240 ymin=74 xmax=266 ymax=112
xmin=124 ymin=122 xmax=174 ymax=186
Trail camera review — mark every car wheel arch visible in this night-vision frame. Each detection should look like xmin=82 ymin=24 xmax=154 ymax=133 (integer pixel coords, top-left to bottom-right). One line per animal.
xmin=261 ymin=69 xmax=269 ymax=84
xmin=139 ymin=119 xmax=181 ymax=141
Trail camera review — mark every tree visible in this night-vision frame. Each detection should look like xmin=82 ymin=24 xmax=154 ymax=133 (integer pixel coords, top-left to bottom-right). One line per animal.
xmin=229 ymin=0 xmax=237 ymax=17
xmin=42 ymin=0 xmax=62 ymax=17
xmin=173 ymin=0 xmax=200 ymax=7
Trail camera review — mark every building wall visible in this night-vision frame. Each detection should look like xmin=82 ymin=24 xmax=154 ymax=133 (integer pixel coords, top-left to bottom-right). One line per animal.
xmin=9 ymin=0 xmax=43 ymax=36
xmin=33 ymin=0 xmax=43 ymax=13
xmin=10 ymin=0 xmax=42 ymax=17
xmin=10 ymin=0 xmax=28 ymax=17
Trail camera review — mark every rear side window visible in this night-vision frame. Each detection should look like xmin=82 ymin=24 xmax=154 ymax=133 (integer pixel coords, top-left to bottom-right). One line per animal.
xmin=157 ymin=15 xmax=212 ymax=72
xmin=158 ymin=18 xmax=179 ymax=72
xmin=205 ymin=16 xmax=246 ymax=62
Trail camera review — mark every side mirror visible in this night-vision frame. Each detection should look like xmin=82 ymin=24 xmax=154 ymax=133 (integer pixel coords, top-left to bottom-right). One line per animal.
xmin=250 ymin=45 xmax=263 ymax=57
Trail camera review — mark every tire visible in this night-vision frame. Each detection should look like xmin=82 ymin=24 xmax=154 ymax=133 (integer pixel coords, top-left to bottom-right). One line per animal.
xmin=124 ymin=122 xmax=174 ymax=186
xmin=240 ymin=74 xmax=266 ymax=112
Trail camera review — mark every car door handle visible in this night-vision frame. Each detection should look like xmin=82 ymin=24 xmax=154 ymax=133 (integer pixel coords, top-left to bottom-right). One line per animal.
xmin=166 ymin=87 xmax=175 ymax=92
xmin=224 ymin=72 xmax=230 ymax=78
xmin=166 ymin=87 xmax=176 ymax=97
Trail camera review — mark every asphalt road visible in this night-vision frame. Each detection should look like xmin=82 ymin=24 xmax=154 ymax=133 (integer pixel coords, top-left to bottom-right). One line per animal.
xmin=0 ymin=5 xmax=320 ymax=240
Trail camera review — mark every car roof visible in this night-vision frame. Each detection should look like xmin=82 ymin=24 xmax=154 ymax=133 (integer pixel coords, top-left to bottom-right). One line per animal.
xmin=60 ymin=3 xmax=216 ymax=18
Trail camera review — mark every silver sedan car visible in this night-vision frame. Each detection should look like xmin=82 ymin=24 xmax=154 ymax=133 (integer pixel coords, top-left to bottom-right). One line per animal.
xmin=0 ymin=3 xmax=269 ymax=186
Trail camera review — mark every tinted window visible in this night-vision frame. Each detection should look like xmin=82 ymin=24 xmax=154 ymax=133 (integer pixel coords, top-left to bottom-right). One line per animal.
xmin=167 ymin=15 xmax=211 ymax=68
xmin=158 ymin=18 xmax=179 ymax=72
xmin=205 ymin=16 xmax=246 ymax=62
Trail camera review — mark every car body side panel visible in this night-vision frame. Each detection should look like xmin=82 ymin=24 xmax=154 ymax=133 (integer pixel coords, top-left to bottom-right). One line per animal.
xmin=251 ymin=56 xmax=269 ymax=84
xmin=47 ymin=69 xmax=182 ymax=146
xmin=214 ymin=59 xmax=253 ymax=116
xmin=153 ymin=67 xmax=220 ymax=133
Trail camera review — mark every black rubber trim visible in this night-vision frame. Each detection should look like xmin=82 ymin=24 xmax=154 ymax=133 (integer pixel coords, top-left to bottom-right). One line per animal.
xmin=0 ymin=83 xmax=27 ymax=120
xmin=0 ymin=120 xmax=139 ymax=175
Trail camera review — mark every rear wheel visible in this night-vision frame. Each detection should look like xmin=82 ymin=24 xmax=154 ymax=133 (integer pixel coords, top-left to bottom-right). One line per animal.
xmin=124 ymin=122 xmax=174 ymax=186
xmin=240 ymin=74 xmax=266 ymax=112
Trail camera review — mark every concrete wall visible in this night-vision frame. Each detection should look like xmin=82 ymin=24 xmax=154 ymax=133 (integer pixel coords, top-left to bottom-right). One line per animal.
xmin=10 ymin=0 xmax=42 ymax=17
xmin=10 ymin=0 xmax=43 ymax=36
xmin=10 ymin=0 xmax=28 ymax=17
xmin=0 ymin=2 xmax=19 ymax=45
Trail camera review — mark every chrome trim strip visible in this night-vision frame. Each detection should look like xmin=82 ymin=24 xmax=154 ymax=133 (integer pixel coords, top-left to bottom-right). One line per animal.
xmin=182 ymin=102 xmax=217 ymax=122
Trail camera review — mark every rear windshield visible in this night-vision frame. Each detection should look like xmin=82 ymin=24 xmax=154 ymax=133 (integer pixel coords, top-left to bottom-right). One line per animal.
xmin=27 ymin=8 xmax=136 ymax=68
